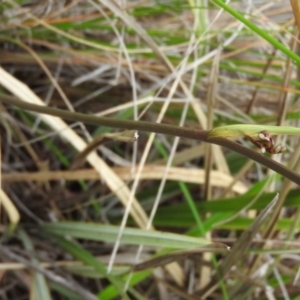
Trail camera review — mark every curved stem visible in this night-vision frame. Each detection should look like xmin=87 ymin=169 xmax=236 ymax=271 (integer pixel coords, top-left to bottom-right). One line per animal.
xmin=1 ymin=94 xmax=300 ymax=185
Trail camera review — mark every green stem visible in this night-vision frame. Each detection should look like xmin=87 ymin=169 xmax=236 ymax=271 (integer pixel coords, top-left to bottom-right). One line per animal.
xmin=1 ymin=94 xmax=300 ymax=185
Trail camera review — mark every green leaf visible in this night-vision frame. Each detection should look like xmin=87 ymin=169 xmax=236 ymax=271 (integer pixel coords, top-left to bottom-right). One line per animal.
xmin=212 ymin=0 xmax=300 ymax=65
xmin=33 ymin=273 xmax=52 ymax=300
xmin=99 ymin=270 xmax=151 ymax=300
xmin=42 ymin=222 xmax=212 ymax=249
xmin=209 ymin=125 xmax=300 ymax=139
xmin=153 ymin=188 xmax=300 ymax=228
xmin=51 ymin=235 xmax=129 ymax=300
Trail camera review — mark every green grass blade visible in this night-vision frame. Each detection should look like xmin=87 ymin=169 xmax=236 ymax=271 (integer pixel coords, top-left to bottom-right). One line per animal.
xmin=209 ymin=124 xmax=300 ymax=138
xmin=212 ymin=0 xmax=300 ymax=65
xmin=51 ymin=235 xmax=129 ymax=300
xmin=42 ymin=222 xmax=212 ymax=249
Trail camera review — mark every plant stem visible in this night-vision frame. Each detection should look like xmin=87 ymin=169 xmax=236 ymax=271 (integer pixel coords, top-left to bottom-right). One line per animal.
xmin=1 ymin=94 xmax=300 ymax=185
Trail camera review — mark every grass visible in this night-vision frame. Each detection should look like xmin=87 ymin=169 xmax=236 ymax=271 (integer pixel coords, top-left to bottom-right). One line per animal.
xmin=1 ymin=0 xmax=300 ymax=299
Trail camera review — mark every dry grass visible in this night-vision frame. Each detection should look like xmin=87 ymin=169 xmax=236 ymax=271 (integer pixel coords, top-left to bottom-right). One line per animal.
xmin=1 ymin=0 xmax=300 ymax=299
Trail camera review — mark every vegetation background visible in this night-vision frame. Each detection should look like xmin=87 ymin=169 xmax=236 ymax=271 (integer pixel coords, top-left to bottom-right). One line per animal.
xmin=1 ymin=0 xmax=300 ymax=299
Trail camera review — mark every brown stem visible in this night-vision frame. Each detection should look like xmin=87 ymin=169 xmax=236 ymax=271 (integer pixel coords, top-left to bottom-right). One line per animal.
xmin=1 ymin=94 xmax=300 ymax=185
